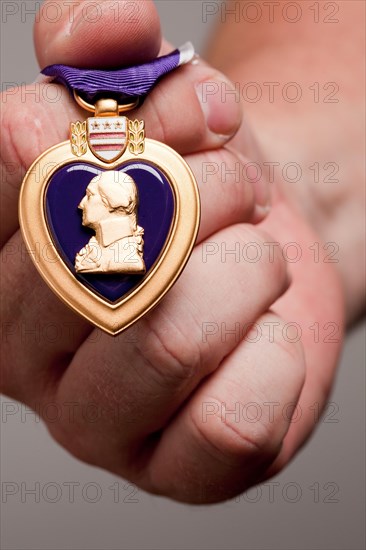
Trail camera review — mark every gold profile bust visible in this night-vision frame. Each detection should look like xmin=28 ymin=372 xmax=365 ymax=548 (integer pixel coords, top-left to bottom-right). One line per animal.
xmin=75 ymin=171 xmax=145 ymax=274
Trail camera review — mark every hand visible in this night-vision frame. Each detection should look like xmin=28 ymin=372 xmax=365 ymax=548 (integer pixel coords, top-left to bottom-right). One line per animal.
xmin=1 ymin=0 xmax=343 ymax=504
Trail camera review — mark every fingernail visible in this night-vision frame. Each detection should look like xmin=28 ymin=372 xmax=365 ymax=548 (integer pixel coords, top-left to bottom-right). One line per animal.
xmin=252 ymin=203 xmax=271 ymax=223
xmin=195 ymin=76 xmax=242 ymax=139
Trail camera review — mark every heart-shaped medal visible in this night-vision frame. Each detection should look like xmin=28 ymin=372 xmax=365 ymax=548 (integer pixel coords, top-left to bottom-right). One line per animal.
xmin=19 ymin=106 xmax=200 ymax=335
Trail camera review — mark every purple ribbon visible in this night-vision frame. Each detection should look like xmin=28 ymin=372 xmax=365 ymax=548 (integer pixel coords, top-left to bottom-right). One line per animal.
xmin=40 ymin=43 xmax=194 ymax=100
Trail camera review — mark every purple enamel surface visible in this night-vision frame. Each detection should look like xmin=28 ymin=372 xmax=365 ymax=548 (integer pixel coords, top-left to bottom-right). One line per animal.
xmin=45 ymin=162 xmax=175 ymax=302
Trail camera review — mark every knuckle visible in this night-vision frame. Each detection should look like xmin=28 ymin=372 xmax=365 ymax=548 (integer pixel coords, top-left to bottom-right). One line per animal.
xmin=143 ymin=90 xmax=168 ymax=144
xmin=263 ymin=312 xmax=304 ymax=353
xmin=143 ymin=88 xmax=205 ymax=150
xmin=191 ymin=399 xmax=279 ymax=467
xmin=1 ymin=83 xmax=68 ymax=176
xmin=225 ymin=150 xmax=256 ymax=219
xmin=138 ymin=313 xmax=204 ymax=390
xmin=46 ymin=421 xmax=92 ymax=466
xmin=184 ymin=109 xmax=207 ymax=150
xmin=203 ymin=149 xmax=255 ymax=220
xmin=1 ymin=95 xmax=27 ymax=176
xmin=221 ymin=223 xmax=289 ymax=298
xmin=258 ymin=312 xmax=306 ymax=386
xmin=247 ymin=226 xmax=290 ymax=296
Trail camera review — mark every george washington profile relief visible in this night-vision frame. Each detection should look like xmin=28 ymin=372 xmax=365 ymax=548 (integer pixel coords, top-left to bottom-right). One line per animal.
xmin=75 ymin=171 xmax=145 ymax=274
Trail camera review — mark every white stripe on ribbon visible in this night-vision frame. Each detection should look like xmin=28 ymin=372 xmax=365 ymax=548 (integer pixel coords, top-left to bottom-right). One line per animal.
xmin=178 ymin=42 xmax=195 ymax=66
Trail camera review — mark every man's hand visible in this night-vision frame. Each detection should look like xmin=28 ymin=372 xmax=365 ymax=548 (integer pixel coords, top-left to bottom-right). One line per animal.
xmin=0 ymin=0 xmax=344 ymax=503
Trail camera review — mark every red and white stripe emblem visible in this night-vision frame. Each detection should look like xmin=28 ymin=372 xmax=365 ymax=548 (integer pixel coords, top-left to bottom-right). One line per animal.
xmin=87 ymin=117 xmax=127 ymax=162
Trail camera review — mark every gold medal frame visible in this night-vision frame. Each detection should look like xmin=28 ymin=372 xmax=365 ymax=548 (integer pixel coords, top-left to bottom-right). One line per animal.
xmin=19 ymin=139 xmax=200 ymax=336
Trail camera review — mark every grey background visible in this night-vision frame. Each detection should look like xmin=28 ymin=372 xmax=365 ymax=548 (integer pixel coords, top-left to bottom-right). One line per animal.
xmin=1 ymin=2 xmax=365 ymax=549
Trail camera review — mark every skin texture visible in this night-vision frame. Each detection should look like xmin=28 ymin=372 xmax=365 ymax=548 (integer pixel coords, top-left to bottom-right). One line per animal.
xmin=1 ymin=0 xmax=361 ymax=503
xmin=206 ymin=0 xmax=365 ymax=324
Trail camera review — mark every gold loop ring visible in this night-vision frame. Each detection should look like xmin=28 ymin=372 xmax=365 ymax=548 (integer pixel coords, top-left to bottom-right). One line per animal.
xmin=73 ymin=90 xmax=139 ymax=114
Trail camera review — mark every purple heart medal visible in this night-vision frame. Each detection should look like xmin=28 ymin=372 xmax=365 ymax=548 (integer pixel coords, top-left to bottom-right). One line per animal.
xmin=19 ymin=44 xmax=200 ymax=335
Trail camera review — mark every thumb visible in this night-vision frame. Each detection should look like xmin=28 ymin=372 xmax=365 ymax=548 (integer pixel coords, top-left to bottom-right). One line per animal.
xmin=34 ymin=0 xmax=162 ymax=68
